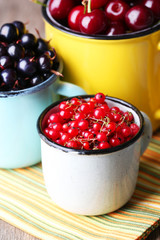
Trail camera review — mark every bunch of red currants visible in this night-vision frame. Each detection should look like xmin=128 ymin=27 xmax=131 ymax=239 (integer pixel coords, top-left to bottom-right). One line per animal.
xmin=43 ymin=93 xmax=140 ymax=150
xmin=47 ymin=0 xmax=160 ymax=35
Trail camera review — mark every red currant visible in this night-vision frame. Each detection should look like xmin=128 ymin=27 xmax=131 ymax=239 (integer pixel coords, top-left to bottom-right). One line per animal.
xmin=94 ymin=92 xmax=105 ymax=103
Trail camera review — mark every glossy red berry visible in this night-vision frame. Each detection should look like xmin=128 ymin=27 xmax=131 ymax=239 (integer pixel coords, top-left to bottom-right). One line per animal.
xmin=97 ymin=132 xmax=107 ymax=142
xmin=94 ymin=92 xmax=106 ymax=103
xmin=130 ymin=123 xmax=140 ymax=136
xmin=125 ymin=5 xmax=154 ymax=31
xmin=68 ymin=5 xmax=84 ymax=31
xmin=94 ymin=108 xmax=106 ymax=119
xmin=105 ymin=0 xmax=130 ymax=21
xmin=99 ymin=141 xmax=110 ymax=149
xmin=91 ymin=0 xmax=109 ymax=10
xmin=79 ymin=9 xmax=108 ymax=35
xmin=49 ymin=0 xmax=75 ymax=20
xmin=106 ymin=21 xmax=125 ymax=35
xmin=142 ymin=0 xmax=160 ymax=20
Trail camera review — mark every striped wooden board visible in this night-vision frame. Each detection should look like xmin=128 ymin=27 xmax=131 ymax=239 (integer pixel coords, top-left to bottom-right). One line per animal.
xmin=0 ymin=133 xmax=160 ymax=240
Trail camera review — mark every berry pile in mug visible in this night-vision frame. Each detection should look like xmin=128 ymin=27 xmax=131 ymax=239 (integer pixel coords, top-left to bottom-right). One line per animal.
xmin=44 ymin=0 xmax=160 ymax=35
xmin=43 ymin=93 xmax=140 ymax=150
xmin=0 ymin=21 xmax=60 ymax=91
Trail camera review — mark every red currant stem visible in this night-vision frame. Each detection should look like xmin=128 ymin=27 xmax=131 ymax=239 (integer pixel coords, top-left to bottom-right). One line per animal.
xmin=30 ymin=0 xmax=46 ymax=7
xmin=51 ymin=70 xmax=64 ymax=77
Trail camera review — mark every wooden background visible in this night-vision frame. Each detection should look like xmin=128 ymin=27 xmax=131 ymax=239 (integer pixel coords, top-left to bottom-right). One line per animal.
xmin=0 ymin=0 xmax=45 ymax=38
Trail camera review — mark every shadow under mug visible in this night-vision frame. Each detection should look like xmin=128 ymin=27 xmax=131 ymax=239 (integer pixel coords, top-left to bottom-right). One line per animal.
xmin=0 ymin=59 xmax=86 ymax=169
xmin=37 ymin=95 xmax=152 ymax=215
xmin=42 ymin=2 xmax=160 ymax=131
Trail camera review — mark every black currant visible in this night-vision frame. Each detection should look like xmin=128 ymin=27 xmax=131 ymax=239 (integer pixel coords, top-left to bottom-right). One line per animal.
xmin=0 ymin=68 xmax=17 ymax=89
xmin=21 ymin=33 xmax=37 ymax=49
xmin=12 ymin=21 xmax=26 ymax=37
xmin=36 ymin=38 xmax=49 ymax=55
xmin=30 ymin=75 xmax=44 ymax=86
xmin=0 ymin=43 xmax=7 ymax=57
xmin=0 ymin=23 xmax=19 ymax=43
xmin=17 ymin=57 xmax=38 ymax=77
xmin=7 ymin=43 xmax=25 ymax=60
xmin=38 ymin=54 xmax=53 ymax=72
xmin=0 ymin=56 xmax=13 ymax=70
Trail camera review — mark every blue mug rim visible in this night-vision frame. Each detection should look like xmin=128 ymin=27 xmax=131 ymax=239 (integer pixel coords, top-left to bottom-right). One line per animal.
xmin=0 ymin=58 xmax=63 ymax=98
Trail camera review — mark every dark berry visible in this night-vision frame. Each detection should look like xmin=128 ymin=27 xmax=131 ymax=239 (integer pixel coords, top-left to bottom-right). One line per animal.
xmin=12 ymin=21 xmax=26 ymax=37
xmin=17 ymin=57 xmax=38 ymax=77
xmin=0 ymin=56 xmax=13 ymax=70
xmin=30 ymin=75 xmax=44 ymax=86
xmin=0 ymin=23 xmax=19 ymax=43
xmin=0 ymin=43 xmax=7 ymax=57
xmin=7 ymin=43 xmax=25 ymax=60
xmin=0 ymin=68 xmax=17 ymax=89
xmin=21 ymin=33 xmax=37 ymax=49
xmin=38 ymin=54 xmax=53 ymax=72
xmin=36 ymin=38 xmax=49 ymax=55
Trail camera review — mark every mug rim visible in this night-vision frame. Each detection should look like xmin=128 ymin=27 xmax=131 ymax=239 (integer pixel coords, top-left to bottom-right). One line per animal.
xmin=0 ymin=58 xmax=63 ymax=98
xmin=42 ymin=1 xmax=160 ymax=40
xmin=37 ymin=95 xmax=144 ymax=155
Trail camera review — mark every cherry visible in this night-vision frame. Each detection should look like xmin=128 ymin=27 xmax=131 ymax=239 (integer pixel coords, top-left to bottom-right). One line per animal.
xmin=105 ymin=0 xmax=130 ymax=21
xmin=142 ymin=0 xmax=160 ymax=20
xmin=90 ymin=0 xmax=109 ymax=10
xmin=79 ymin=9 xmax=108 ymax=35
xmin=106 ymin=21 xmax=125 ymax=35
xmin=49 ymin=0 xmax=75 ymax=20
xmin=125 ymin=5 xmax=154 ymax=31
xmin=68 ymin=5 xmax=84 ymax=31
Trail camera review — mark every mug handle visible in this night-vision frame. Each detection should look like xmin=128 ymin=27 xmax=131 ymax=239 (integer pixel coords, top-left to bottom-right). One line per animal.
xmin=154 ymin=41 xmax=160 ymax=119
xmin=140 ymin=111 xmax=152 ymax=156
xmin=54 ymin=78 xmax=87 ymax=97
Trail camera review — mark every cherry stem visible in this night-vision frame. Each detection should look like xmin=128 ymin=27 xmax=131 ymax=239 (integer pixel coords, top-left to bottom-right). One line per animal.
xmin=87 ymin=0 xmax=91 ymax=13
xmin=30 ymin=0 xmax=46 ymax=7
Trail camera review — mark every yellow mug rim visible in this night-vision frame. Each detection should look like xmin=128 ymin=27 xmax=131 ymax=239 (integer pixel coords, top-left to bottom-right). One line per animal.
xmin=42 ymin=0 xmax=160 ymax=40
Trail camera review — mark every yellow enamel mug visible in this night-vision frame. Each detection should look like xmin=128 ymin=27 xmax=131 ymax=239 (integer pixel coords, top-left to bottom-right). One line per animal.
xmin=42 ymin=3 xmax=160 ymax=131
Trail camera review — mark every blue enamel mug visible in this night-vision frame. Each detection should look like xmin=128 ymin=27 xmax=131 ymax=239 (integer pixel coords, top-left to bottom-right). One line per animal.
xmin=0 ymin=59 xmax=86 ymax=169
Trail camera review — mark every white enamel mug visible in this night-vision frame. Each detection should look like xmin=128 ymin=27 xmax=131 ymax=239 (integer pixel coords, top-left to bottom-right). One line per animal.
xmin=37 ymin=95 xmax=152 ymax=216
